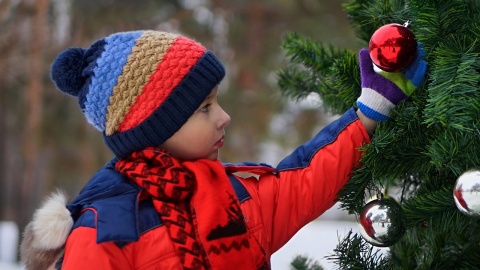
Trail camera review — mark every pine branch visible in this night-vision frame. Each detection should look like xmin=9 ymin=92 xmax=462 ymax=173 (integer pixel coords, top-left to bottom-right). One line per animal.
xmin=410 ymin=211 xmax=480 ymax=268
xmin=423 ymin=38 xmax=480 ymax=132
xmin=402 ymin=187 xmax=456 ymax=228
xmin=326 ymin=231 xmax=391 ymax=269
xmin=277 ymin=32 xmax=360 ymax=114
xmin=343 ymin=0 xmax=410 ymax=43
xmin=290 ymin=255 xmax=324 ymax=270
xmin=411 ymin=0 xmax=480 ymax=45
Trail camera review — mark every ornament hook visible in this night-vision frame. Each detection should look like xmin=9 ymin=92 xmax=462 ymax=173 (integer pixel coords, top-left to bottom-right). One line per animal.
xmin=374 ymin=186 xmax=383 ymax=200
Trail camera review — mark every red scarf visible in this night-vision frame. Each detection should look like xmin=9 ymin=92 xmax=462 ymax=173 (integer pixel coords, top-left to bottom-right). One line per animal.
xmin=115 ymin=147 xmax=267 ymax=269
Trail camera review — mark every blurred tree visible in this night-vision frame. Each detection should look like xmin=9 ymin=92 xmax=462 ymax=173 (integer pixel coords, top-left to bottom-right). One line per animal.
xmin=277 ymin=0 xmax=480 ymax=268
xmin=0 ymin=0 xmax=53 ymax=230
xmin=22 ymin=0 xmax=49 ymax=230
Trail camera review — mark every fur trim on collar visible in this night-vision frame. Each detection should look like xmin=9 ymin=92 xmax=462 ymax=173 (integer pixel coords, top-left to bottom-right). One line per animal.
xmin=20 ymin=191 xmax=73 ymax=270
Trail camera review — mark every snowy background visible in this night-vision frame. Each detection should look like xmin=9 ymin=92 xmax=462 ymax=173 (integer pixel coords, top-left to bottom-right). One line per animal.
xmin=272 ymin=219 xmax=358 ymax=269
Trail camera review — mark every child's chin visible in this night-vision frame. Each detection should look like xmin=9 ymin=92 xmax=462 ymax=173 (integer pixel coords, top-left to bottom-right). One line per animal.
xmin=207 ymin=151 xmax=219 ymax=160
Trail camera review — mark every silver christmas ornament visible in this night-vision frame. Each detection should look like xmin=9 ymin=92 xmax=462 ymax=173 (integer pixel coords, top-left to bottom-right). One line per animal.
xmin=358 ymin=194 xmax=406 ymax=247
xmin=454 ymin=169 xmax=480 ymax=217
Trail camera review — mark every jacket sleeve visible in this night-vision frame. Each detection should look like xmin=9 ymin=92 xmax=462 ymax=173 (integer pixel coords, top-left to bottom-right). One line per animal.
xmin=62 ymin=227 xmax=132 ymax=270
xmin=248 ymin=108 xmax=370 ymax=253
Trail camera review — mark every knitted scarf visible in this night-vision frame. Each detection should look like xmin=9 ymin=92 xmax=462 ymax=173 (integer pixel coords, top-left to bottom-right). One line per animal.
xmin=115 ymin=147 xmax=266 ymax=269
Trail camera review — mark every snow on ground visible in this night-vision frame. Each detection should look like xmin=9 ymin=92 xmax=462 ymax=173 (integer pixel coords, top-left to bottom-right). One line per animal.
xmin=271 ymin=219 xmax=358 ymax=270
xmin=271 ymin=203 xmax=388 ymax=270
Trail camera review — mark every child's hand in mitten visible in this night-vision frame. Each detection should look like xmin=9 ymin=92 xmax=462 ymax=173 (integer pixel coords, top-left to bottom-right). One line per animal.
xmin=356 ymin=43 xmax=427 ymax=121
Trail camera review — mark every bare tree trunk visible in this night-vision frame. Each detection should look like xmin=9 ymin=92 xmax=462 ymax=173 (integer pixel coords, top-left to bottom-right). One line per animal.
xmin=20 ymin=0 xmax=49 ymax=228
xmin=0 ymin=19 xmax=6 ymax=219
xmin=0 ymin=1 xmax=21 ymax=221
xmin=0 ymin=6 xmax=5 ymax=217
xmin=0 ymin=97 xmax=5 ymax=219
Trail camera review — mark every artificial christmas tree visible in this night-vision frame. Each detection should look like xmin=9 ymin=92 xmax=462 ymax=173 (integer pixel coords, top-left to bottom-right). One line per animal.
xmin=278 ymin=0 xmax=480 ymax=268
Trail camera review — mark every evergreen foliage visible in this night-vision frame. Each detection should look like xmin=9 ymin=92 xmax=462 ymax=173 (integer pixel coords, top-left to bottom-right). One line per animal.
xmin=290 ymin=254 xmax=324 ymax=270
xmin=278 ymin=0 xmax=480 ymax=268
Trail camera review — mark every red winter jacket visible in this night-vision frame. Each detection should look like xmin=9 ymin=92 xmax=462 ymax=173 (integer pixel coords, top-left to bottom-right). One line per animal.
xmin=59 ymin=107 xmax=370 ymax=269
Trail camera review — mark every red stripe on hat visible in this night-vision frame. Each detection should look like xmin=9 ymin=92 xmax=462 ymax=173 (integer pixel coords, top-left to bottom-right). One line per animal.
xmin=118 ymin=36 xmax=206 ymax=132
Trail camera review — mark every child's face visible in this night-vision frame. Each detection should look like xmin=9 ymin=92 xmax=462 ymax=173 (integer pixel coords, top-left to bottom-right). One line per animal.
xmin=160 ymin=87 xmax=231 ymax=161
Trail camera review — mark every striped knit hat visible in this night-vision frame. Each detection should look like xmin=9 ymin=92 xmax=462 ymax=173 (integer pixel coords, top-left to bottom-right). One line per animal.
xmin=50 ymin=30 xmax=225 ymax=157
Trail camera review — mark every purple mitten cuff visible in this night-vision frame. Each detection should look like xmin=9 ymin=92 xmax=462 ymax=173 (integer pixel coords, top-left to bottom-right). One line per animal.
xmin=357 ymin=49 xmax=410 ymax=121
xmin=359 ymin=49 xmax=409 ymax=104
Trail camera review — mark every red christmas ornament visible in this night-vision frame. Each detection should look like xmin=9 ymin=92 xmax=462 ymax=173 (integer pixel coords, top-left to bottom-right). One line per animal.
xmin=369 ymin=23 xmax=417 ymax=72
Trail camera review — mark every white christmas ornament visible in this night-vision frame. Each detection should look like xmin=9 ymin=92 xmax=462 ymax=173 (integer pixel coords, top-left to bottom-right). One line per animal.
xmin=453 ymin=169 xmax=480 ymax=216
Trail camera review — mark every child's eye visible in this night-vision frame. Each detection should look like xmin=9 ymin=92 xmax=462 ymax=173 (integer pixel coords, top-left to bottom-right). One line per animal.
xmin=199 ymin=103 xmax=211 ymax=112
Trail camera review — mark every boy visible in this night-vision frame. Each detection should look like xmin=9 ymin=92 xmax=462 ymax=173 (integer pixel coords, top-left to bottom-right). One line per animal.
xmin=20 ymin=30 xmax=426 ymax=269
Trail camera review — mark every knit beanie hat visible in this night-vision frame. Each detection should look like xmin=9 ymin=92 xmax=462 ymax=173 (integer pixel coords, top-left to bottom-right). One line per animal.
xmin=50 ymin=30 xmax=225 ymax=158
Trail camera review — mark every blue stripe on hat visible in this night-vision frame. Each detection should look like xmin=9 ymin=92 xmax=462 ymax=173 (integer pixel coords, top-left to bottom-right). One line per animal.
xmin=84 ymin=31 xmax=144 ymax=131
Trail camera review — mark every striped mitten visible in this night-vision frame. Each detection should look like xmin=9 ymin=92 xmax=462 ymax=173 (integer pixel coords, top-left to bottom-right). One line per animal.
xmin=357 ymin=43 xmax=427 ymax=121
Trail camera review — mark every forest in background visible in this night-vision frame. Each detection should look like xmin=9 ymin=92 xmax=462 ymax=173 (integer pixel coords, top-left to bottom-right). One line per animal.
xmin=0 ymin=0 xmax=359 ymax=235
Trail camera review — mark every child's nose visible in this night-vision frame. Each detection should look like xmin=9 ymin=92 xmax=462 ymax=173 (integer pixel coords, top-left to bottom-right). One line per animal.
xmin=218 ymin=107 xmax=231 ymax=129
